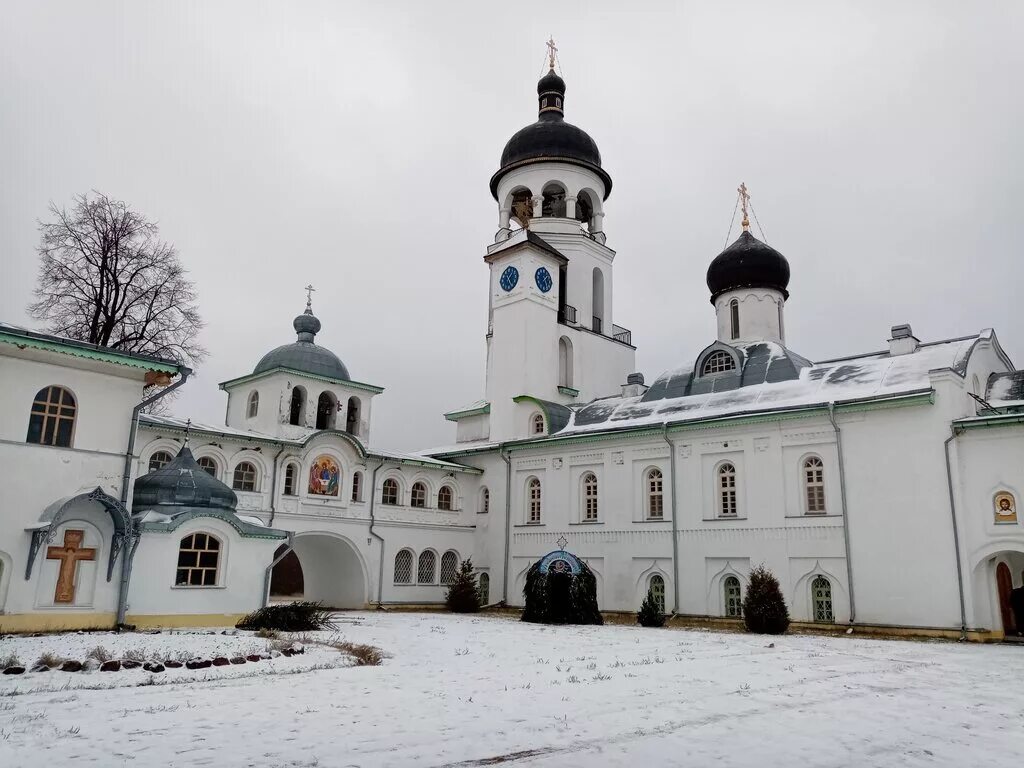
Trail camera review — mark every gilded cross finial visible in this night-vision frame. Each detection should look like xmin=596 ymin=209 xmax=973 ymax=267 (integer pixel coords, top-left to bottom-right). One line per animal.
xmin=738 ymin=182 xmax=751 ymax=232
xmin=546 ymin=36 xmax=558 ymax=70
xmin=304 ymin=284 xmax=316 ymax=310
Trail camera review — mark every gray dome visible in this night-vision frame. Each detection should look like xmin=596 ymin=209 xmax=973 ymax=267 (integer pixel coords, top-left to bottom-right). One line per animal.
xmin=133 ymin=445 xmax=237 ymax=511
xmin=253 ymin=305 xmax=351 ymax=380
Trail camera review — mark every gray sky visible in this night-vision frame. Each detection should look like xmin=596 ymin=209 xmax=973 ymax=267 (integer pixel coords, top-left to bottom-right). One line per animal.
xmin=2 ymin=1 xmax=1022 ymax=451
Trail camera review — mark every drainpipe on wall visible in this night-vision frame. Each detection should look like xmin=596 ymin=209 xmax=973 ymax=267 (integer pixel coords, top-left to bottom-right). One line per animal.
xmin=943 ymin=425 xmax=969 ymax=640
xmin=367 ymin=458 xmax=387 ymax=607
xmin=827 ymin=402 xmax=857 ymax=626
xmin=267 ymin=445 xmax=285 ymax=528
xmin=500 ymin=447 xmax=512 ymax=605
xmin=116 ymin=367 xmax=192 ymax=627
xmin=262 ymin=532 xmax=295 ymax=608
xmin=661 ymin=424 xmax=680 ymax=614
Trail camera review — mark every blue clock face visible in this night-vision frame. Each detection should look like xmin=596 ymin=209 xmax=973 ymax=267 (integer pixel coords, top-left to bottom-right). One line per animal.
xmin=535 ymin=267 xmax=553 ymax=293
xmin=499 ymin=265 xmax=519 ymax=292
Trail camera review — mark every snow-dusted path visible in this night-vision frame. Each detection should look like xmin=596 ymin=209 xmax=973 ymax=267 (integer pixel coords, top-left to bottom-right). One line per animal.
xmin=2 ymin=612 xmax=1023 ymax=767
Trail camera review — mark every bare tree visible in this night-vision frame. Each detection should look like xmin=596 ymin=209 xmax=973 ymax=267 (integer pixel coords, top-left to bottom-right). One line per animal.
xmin=28 ymin=192 xmax=206 ymax=369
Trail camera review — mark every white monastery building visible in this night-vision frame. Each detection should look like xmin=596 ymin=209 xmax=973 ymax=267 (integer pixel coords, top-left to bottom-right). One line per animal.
xmin=2 ymin=58 xmax=1024 ymax=640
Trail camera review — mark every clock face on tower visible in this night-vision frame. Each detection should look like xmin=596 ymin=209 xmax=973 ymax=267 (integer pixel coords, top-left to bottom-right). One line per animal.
xmin=499 ymin=266 xmax=519 ymax=292
xmin=535 ymin=267 xmax=553 ymax=293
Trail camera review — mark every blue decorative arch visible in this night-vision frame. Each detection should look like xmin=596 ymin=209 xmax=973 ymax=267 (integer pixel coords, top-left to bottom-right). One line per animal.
xmin=537 ymin=549 xmax=583 ymax=576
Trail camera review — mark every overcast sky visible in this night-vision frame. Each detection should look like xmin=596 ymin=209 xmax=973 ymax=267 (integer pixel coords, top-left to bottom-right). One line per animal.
xmin=2 ymin=2 xmax=1022 ymax=451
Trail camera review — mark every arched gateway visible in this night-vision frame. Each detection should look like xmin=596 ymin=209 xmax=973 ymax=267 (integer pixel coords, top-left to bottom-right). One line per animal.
xmin=270 ymin=532 xmax=368 ymax=609
xmin=522 ymin=549 xmax=602 ymax=625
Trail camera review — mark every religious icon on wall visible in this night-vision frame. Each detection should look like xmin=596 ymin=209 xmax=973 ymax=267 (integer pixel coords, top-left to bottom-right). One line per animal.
xmin=994 ymin=492 xmax=1018 ymax=524
xmin=308 ymin=456 xmax=340 ymax=497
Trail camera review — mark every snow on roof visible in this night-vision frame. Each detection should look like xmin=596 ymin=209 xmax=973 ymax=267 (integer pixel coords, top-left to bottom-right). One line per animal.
xmin=418 ymin=439 xmax=500 ymax=458
xmin=558 ymin=334 xmax=981 ymax=436
xmin=987 ymin=370 xmax=1024 ymax=407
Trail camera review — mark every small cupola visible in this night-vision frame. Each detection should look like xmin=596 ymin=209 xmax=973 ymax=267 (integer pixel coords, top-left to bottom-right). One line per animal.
xmin=537 ymin=67 xmax=566 ymax=118
xmin=622 ymin=372 xmax=647 ymax=398
xmin=888 ymin=324 xmax=919 ymax=356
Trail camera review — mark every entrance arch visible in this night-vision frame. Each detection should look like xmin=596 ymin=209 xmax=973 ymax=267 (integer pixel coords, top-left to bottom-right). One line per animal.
xmin=997 ymin=562 xmax=1015 ymax=635
xmin=970 ymin=546 xmax=1024 ymax=639
xmin=270 ymin=532 xmax=368 ymax=609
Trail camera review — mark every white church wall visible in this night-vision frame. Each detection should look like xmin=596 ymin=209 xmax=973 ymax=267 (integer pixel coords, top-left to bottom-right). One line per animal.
xmin=713 ymin=289 xmax=786 ymax=345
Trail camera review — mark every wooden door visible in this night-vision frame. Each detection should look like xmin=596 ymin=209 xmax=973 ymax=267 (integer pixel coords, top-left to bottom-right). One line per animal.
xmin=997 ymin=562 xmax=1015 ymax=634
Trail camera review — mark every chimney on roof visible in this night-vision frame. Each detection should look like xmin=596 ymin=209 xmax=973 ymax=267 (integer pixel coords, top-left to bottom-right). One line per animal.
xmin=622 ymin=372 xmax=647 ymax=398
xmin=888 ymin=324 xmax=919 ymax=356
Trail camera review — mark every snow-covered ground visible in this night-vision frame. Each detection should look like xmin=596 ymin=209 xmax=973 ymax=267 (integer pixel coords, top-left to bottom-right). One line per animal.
xmin=1 ymin=612 xmax=1023 ymax=767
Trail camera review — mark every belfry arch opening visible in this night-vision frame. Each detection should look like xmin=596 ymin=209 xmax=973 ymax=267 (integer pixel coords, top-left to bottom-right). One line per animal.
xmin=289 ymin=386 xmax=306 ymax=426
xmin=509 ymin=187 xmax=533 ymax=230
xmin=542 ymin=182 xmax=567 ymax=218
xmin=592 ymin=268 xmax=605 ymax=334
xmin=576 ymin=189 xmax=597 ymax=231
xmin=315 ymin=391 xmax=337 ymax=430
xmin=269 ymin=533 xmax=367 ymax=609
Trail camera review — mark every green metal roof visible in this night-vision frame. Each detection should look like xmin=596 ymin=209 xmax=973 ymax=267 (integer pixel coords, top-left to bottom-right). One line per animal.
xmin=0 ymin=324 xmax=183 ymax=374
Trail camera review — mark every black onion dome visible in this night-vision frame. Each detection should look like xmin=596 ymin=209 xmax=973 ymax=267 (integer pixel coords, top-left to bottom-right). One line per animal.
xmin=133 ymin=445 xmax=237 ymax=511
xmin=490 ymin=69 xmax=612 ymax=200
xmin=706 ymin=230 xmax=791 ymax=303
xmin=253 ymin=305 xmax=351 ymax=380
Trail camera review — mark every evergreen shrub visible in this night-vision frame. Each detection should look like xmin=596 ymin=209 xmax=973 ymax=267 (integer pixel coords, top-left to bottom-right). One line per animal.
xmin=742 ymin=565 xmax=790 ymax=635
xmin=637 ymin=588 xmax=666 ymax=628
xmin=446 ymin=558 xmax=481 ymax=613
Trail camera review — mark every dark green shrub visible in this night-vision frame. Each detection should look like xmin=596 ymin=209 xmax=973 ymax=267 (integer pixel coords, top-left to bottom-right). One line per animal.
xmin=236 ymin=601 xmax=335 ymax=632
xmin=637 ymin=588 xmax=666 ymax=627
xmin=521 ymin=559 xmax=602 ymax=625
xmin=446 ymin=558 xmax=481 ymax=613
xmin=742 ymin=565 xmax=790 ymax=635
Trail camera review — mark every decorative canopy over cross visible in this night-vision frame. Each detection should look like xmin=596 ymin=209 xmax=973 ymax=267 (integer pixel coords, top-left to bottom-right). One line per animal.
xmin=304 ymin=284 xmax=316 ymax=309
xmin=546 ymin=37 xmax=558 ymax=70
xmin=46 ymin=529 xmax=96 ymax=604
xmin=738 ymin=182 xmax=751 ymax=232
xmin=556 ymin=534 xmax=568 ymax=551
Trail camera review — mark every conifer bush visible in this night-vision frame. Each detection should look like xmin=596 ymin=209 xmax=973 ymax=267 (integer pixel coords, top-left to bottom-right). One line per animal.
xmin=637 ymin=588 xmax=666 ymax=627
xmin=446 ymin=558 xmax=481 ymax=613
xmin=236 ymin=601 xmax=335 ymax=632
xmin=742 ymin=565 xmax=790 ymax=635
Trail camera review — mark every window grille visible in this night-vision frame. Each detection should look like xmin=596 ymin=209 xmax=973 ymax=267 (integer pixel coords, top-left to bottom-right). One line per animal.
xmin=438 ymin=485 xmax=453 ymax=511
xmin=582 ymin=472 xmax=599 ymax=521
xmin=26 ymin=385 xmax=76 ymax=447
xmin=382 ymin=478 xmax=399 ymax=505
xmin=440 ymin=551 xmax=458 ymax=584
xmin=804 ymin=456 xmax=826 ymax=513
xmin=197 ymin=456 xmax=218 ymax=477
xmin=411 ymin=482 xmax=427 ymax=508
xmin=532 ymin=413 xmax=545 ymax=434
xmin=351 ymin=471 xmax=362 ymax=502
xmin=418 ymin=550 xmax=437 ymax=584
xmin=480 ymin=487 xmax=489 ymax=514
xmin=702 ymin=350 xmax=736 ymax=375
xmin=527 ymin=477 xmax=542 ymax=523
xmin=724 ymin=575 xmax=743 ymax=617
xmin=283 ymin=463 xmax=296 ymax=496
xmin=175 ymin=533 xmax=220 ymax=586
xmin=718 ymin=463 xmax=737 ymax=517
xmin=247 ymin=391 xmax=259 ymax=418
xmin=233 ymin=461 xmax=257 ymax=492
xmin=647 ymin=468 xmax=664 ymax=519
xmin=148 ymin=451 xmax=173 ymax=472
xmin=394 ymin=550 xmax=413 ymax=583
xmin=477 ymin=572 xmax=490 ymax=605
xmin=649 ymin=574 xmax=666 ymax=613
xmin=812 ymin=576 xmax=834 ymax=622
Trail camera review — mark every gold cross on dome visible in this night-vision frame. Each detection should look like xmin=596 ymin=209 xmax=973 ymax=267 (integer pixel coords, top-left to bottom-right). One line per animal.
xmin=304 ymin=284 xmax=316 ymax=308
xmin=738 ymin=182 xmax=751 ymax=231
xmin=546 ymin=36 xmax=558 ymax=70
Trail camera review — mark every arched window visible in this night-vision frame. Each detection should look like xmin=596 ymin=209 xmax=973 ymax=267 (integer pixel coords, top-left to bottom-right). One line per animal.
xmin=477 ymin=572 xmax=490 ymax=605
xmin=346 ymin=396 xmax=361 ymax=436
xmin=729 ymin=299 xmax=740 ymax=340
xmin=315 ymin=392 xmax=337 ymax=430
xmin=648 ymin=573 xmax=666 ymax=613
xmin=575 ymin=190 xmax=595 ymax=228
xmin=531 ymin=413 xmax=545 ymax=435
xmin=382 ymin=478 xmax=400 ymax=506
xmin=247 ymin=391 xmax=259 ymax=418
xmin=440 ymin=551 xmax=459 ymax=585
xmin=175 ymin=532 xmax=220 ymax=586
xmin=558 ymin=336 xmax=574 ymax=388
xmin=509 ymin=187 xmax=534 ymax=229
xmin=541 ymin=182 xmax=567 ymax=218
xmin=351 ymin=471 xmax=362 ymax=502
xmin=197 ymin=456 xmax=218 ymax=477
xmin=417 ymin=550 xmax=437 ymax=584
xmin=26 ymin=385 xmax=76 ymax=447
xmin=148 ymin=450 xmax=174 ymax=473
xmin=812 ymin=575 xmax=834 ymax=622
xmin=702 ymin=350 xmax=736 ymax=376
xmin=289 ymin=386 xmax=306 ymax=426
xmin=803 ymin=456 xmax=826 ymax=514
xmin=724 ymin=575 xmax=742 ymax=617
xmin=646 ymin=468 xmax=664 ymax=520
xmin=592 ymin=267 xmax=605 ymax=333
xmin=582 ymin=472 xmax=599 ymax=521
xmin=479 ymin=487 xmax=490 ymax=514
xmin=438 ymin=485 xmax=454 ymax=511
xmin=233 ymin=461 xmax=257 ymax=492
xmin=393 ymin=550 xmax=413 ymax=584
xmin=283 ymin=463 xmax=298 ymax=496
xmin=411 ymin=481 xmax=427 ymax=508
xmin=527 ymin=477 xmax=542 ymax=523
xmin=717 ymin=463 xmax=737 ymax=517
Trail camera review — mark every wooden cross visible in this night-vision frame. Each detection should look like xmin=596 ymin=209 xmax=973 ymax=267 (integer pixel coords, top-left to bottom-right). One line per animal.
xmin=304 ymin=284 xmax=316 ymax=309
xmin=546 ymin=37 xmax=558 ymax=70
xmin=738 ymin=182 xmax=750 ymax=231
xmin=46 ymin=529 xmax=96 ymax=604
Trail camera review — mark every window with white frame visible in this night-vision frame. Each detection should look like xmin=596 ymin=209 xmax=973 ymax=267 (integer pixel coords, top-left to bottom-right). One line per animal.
xmin=531 ymin=413 xmax=545 ymax=435
xmin=382 ymin=478 xmax=399 ymax=506
xmin=649 ymin=573 xmax=666 ymax=613
xmin=812 ymin=575 xmax=834 ymax=622
xmin=197 ymin=456 xmax=218 ymax=477
xmin=26 ymin=385 xmax=77 ymax=447
xmin=647 ymin=468 xmax=664 ymax=519
xmin=527 ymin=477 xmax=542 ymax=523
xmin=477 ymin=572 xmax=490 ymax=604
xmin=351 ymin=471 xmax=362 ymax=502
xmin=582 ymin=472 xmax=599 ymax=521
xmin=440 ymin=551 xmax=459 ymax=585
xmin=438 ymin=485 xmax=454 ymax=511
xmin=418 ymin=550 xmax=437 ymax=584
xmin=803 ymin=456 xmax=826 ymax=514
xmin=723 ymin=575 xmax=742 ymax=617
xmin=702 ymin=350 xmax=736 ymax=375
xmin=479 ymin=487 xmax=489 ymax=514
xmin=283 ymin=463 xmax=298 ymax=496
xmin=393 ymin=549 xmax=413 ymax=583
xmin=411 ymin=482 xmax=427 ymax=508
xmin=233 ymin=461 xmax=258 ymax=492
xmin=717 ymin=463 xmax=737 ymax=517
xmin=175 ymin=532 xmax=220 ymax=586
xmin=729 ymin=299 xmax=740 ymax=340
xmin=148 ymin=450 xmax=174 ymax=473
xmin=247 ymin=391 xmax=259 ymax=418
